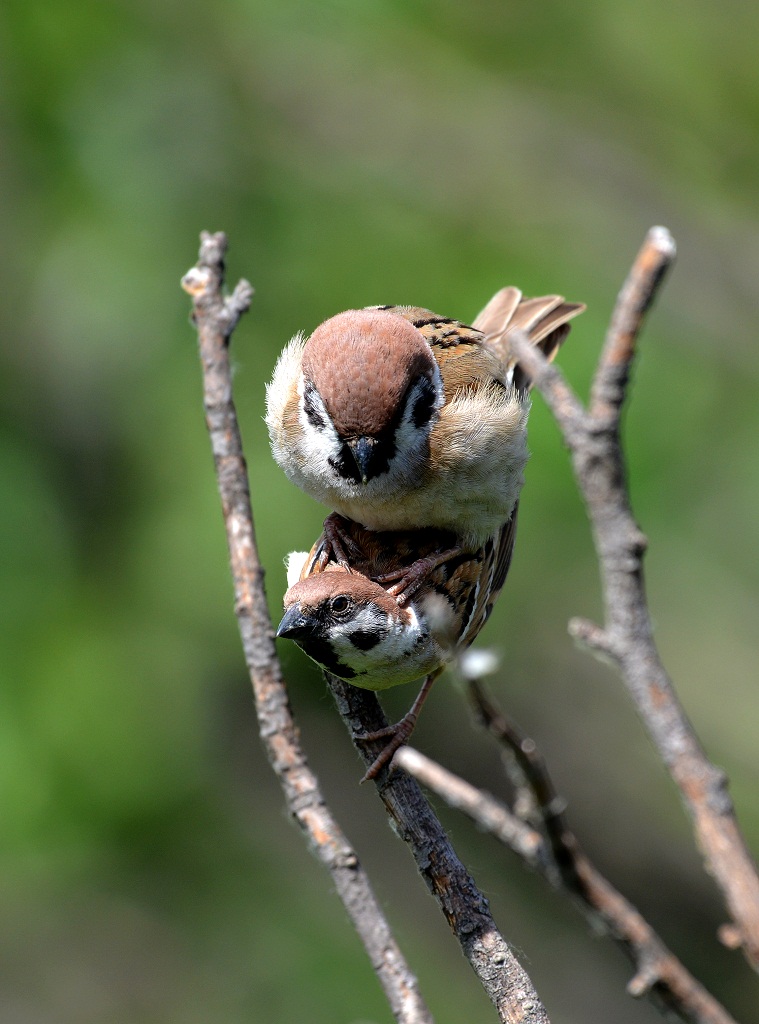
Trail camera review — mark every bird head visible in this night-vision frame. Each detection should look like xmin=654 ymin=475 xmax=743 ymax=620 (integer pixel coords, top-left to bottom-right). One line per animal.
xmin=276 ymin=567 xmax=440 ymax=689
xmin=299 ymin=309 xmax=443 ymax=486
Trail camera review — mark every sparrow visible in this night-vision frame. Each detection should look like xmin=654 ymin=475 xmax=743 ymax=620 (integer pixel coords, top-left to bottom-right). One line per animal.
xmin=265 ymin=289 xmax=584 ymax=585
xmin=276 ymin=514 xmax=517 ymax=780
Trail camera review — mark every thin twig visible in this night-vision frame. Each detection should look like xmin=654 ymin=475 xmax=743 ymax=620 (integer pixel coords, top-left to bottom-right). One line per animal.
xmin=327 ymin=674 xmax=552 ymax=1024
xmin=395 ymin=744 xmax=738 ymax=1024
xmin=463 ymin=682 xmax=740 ymax=1024
xmin=508 ymin=226 xmax=759 ymax=970
xmin=591 ymin=225 xmax=676 ymax=420
xmin=182 ymin=231 xmax=433 ymax=1024
xmin=467 ymin=684 xmax=578 ymax=892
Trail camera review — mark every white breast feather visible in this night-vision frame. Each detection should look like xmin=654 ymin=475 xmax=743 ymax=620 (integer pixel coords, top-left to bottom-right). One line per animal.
xmin=438 ymin=386 xmax=529 ymax=471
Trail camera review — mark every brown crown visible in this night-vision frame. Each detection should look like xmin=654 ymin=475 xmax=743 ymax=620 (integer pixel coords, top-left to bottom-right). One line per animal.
xmin=301 ymin=309 xmax=435 ymax=438
xmin=284 ymin=567 xmax=400 ymax=616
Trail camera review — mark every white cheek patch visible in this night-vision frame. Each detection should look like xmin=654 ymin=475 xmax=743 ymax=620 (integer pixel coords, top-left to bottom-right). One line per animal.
xmin=295 ymin=375 xmax=345 ymax=479
xmin=320 ymin=601 xmax=445 ymax=689
xmin=329 ymin=608 xmax=390 ymax=672
xmin=331 ymin=604 xmax=427 ymax=668
xmin=331 ymin=605 xmax=388 ymax=651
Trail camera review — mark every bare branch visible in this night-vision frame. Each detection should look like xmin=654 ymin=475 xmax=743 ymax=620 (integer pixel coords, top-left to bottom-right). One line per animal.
xmin=182 ymin=231 xmax=433 ymax=1024
xmin=395 ymin=741 xmax=738 ymax=1024
xmin=591 ymin=225 xmax=677 ymax=420
xmin=327 ymin=674 xmax=552 ymax=1024
xmin=466 ymin=684 xmax=740 ymax=1024
xmin=509 ymin=227 xmax=759 ymax=970
xmin=397 ymin=745 xmax=741 ymax=1024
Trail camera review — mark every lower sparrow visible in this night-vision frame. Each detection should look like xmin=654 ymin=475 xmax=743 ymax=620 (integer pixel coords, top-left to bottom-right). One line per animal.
xmin=277 ymin=514 xmax=516 ymax=780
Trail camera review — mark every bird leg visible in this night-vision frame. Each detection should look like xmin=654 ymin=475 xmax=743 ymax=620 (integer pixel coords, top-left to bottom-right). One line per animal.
xmin=318 ymin=513 xmax=365 ymax=570
xmin=374 ymin=545 xmax=465 ymax=605
xmin=357 ymin=669 xmax=442 ymax=783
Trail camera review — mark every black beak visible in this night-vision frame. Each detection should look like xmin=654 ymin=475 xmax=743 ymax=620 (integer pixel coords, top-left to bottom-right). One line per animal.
xmin=276 ymin=603 xmax=318 ymax=641
xmin=347 ymin=436 xmax=376 ymax=484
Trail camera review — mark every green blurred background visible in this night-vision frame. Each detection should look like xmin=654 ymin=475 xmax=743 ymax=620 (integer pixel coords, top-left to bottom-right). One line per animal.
xmin=2 ymin=1 xmax=758 ymax=1021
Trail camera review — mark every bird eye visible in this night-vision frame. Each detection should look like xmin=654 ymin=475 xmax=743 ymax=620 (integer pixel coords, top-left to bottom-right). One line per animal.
xmin=330 ymin=595 xmax=352 ymax=617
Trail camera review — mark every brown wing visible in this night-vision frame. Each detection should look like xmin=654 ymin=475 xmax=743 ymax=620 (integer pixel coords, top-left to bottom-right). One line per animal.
xmin=372 ymin=304 xmax=509 ymax=395
xmin=375 ymin=305 xmax=482 ymax=350
xmin=455 ymin=506 xmax=518 ymax=650
xmin=489 ymin=503 xmax=519 ymax=602
xmin=372 ymin=295 xmax=584 ymax=395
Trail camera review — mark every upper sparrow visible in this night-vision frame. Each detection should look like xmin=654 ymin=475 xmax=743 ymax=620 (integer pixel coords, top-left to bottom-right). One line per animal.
xmin=265 ymin=289 xmax=584 ymax=564
xmin=277 ymin=515 xmax=516 ymax=779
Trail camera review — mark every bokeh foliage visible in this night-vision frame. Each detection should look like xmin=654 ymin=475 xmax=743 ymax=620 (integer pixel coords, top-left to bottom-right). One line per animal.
xmin=1 ymin=1 xmax=758 ymax=1020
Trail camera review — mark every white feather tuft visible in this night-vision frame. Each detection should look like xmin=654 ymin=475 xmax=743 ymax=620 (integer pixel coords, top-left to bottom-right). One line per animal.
xmin=285 ymin=550 xmax=309 ymax=589
xmin=458 ymin=648 xmax=501 ymax=681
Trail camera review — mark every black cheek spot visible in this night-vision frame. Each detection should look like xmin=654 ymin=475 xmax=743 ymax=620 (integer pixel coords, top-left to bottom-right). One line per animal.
xmin=410 ymin=377 xmax=437 ymax=428
xmin=298 ymin=638 xmax=356 ymax=680
xmin=348 ymin=630 xmax=381 ymax=651
xmin=329 ymin=445 xmax=362 ymax=484
xmin=303 ymin=382 xmax=326 ymax=430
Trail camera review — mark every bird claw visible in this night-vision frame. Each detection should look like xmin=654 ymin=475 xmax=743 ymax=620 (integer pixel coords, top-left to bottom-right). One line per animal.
xmin=375 ymin=545 xmax=463 ymax=605
xmin=356 ymin=719 xmax=415 ymax=783
xmin=354 ymin=670 xmax=440 ymax=783
xmin=319 ymin=513 xmax=363 ymax=570
xmin=376 ymin=564 xmax=427 ymax=606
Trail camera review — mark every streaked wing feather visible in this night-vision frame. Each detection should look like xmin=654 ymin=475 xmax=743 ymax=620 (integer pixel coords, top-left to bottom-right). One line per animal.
xmin=490 ymin=504 xmax=519 ymax=599
xmin=447 ymin=506 xmax=519 ymax=651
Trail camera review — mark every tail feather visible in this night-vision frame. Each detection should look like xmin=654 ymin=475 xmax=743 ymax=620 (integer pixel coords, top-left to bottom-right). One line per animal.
xmin=474 ymin=288 xmax=585 ymax=392
xmin=471 ymin=286 xmax=523 ymax=337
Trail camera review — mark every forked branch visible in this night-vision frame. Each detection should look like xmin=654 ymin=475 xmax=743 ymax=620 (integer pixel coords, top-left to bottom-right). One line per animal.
xmin=508 ymin=227 xmax=759 ymax=970
xmin=395 ymin=731 xmax=738 ymax=1024
xmin=409 ymin=679 xmax=736 ymax=1024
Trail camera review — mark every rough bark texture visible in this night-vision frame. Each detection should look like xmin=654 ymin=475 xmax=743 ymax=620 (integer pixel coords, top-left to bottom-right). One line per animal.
xmin=393 ymin=683 xmax=739 ymax=1024
xmin=327 ymin=675 xmax=552 ymax=1024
